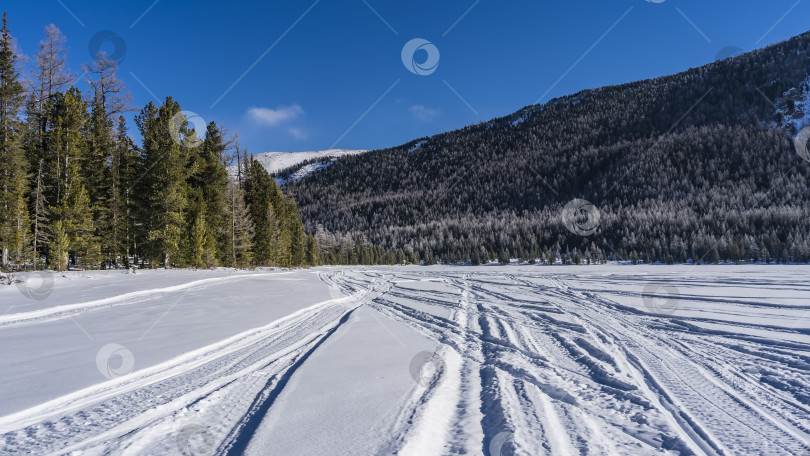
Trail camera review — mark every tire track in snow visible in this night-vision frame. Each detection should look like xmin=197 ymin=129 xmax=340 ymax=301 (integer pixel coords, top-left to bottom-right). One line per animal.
xmin=219 ymin=308 xmax=358 ymax=455
xmin=0 ymin=272 xmax=285 ymax=328
xmin=0 ymin=277 xmax=367 ymax=455
xmin=551 ymin=283 xmax=809 ymax=455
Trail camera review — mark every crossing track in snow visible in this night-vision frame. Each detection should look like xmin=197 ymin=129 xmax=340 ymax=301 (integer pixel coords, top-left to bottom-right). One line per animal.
xmin=366 ymin=268 xmax=810 ymax=455
xmin=0 ymin=271 xmax=381 ymax=455
xmin=1 ymin=266 xmax=808 ymax=455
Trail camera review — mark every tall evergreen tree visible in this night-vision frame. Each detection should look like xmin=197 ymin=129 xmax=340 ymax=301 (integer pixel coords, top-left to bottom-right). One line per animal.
xmin=186 ymin=195 xmax=208 ymax=268
xmin=0 ymin=12 xmax=28 ymax=269
xmin=109 ymin=115 xmax=138 ymax=264
xmin=86 ymin=94 xmax=113 ymax=261
xmin=31 ymin=158 xmax=49 ymax=267
xmin=135 ymin=98 xmax=192 ymax=268
xmin=305 ymin=232 xmax=318 ymax=266
xmin=25 ymin=25 xmax=71 ymax=266
xmin=51 ymin=156 xmax=100 ymax=268
xmin=49 ymin=220 xmax=68 ymax=271
xmin=286 ymin=196 xmax=306 ymax=267
xmin=244 ymin=158 xmax=280 ymax=265
xmin=225 ymin=179 xmax=254 ymax=267
xmin=189 ymin=122 xmax=229 ymax=264
xmin=47 ymin=88 xmax=86 ymax=210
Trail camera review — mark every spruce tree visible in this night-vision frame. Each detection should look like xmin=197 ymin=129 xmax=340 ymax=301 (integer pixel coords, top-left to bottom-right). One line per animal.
xmin=225 ymin=179 xmax=254 ymax=267
xmin=26 ymin=25 xmax=71 ymax=266
xmin=305 ymin=233 xmax=318 ymax=266
xmin=109 ymin=116 xmax=138 ymax=264
xmin=286 ymin=196 xmax=306 ymax=266
xmin=53 ymin=163 xmax=99 ymax=268
xmin=86 ymin=95 xmax=113 ymax=262
xmin=0 ymin=12 xmax=28 ymax=269
xmin=189 ymin=122 xmax=229 ymax=264
xmin=31 ymin=159 xmax=50 ymax=268
xmin=47 ymin=88 xmax=87 ymax=209
xmin=244 ymin=158 xmax=285 ymax=266
xmin=50 ymin=220 xmax=68 ymax=271
xmin=135 ymin=98 xmax=191 ymax=268
xmin=186 ymin=195 xmax=207 ymax=268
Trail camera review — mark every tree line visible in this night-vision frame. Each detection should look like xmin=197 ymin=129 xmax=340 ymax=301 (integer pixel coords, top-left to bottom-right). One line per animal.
xmin=0 ymin=13 xmax=316 ymax=271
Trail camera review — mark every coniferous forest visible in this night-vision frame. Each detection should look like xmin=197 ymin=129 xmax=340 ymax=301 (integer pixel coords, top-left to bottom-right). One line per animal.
xmin=289 ymin=31 xmax=810 ymax=266
xmin=0 ymin=14 xmax=317 ymax=271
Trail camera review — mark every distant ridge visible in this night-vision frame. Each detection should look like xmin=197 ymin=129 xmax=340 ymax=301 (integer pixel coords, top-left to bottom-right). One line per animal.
xmin=248 ymin=149 xmax=368 ymax=175
xmin=287 ymin=30 xmax=810 ymax=265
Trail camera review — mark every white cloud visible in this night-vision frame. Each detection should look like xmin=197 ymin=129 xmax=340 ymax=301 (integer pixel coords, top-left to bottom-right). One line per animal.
xmin=409 ymin=105 xmax=441 ymax=122
xmin=247 ymin=104 xmax=304 ymax=126
xmin=287 ymin=127 xmax=308 ymax=140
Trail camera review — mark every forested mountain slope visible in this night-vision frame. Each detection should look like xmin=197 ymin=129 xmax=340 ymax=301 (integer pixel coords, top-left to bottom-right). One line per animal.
xmin=289 ymin=31 xmax=810 ymax=265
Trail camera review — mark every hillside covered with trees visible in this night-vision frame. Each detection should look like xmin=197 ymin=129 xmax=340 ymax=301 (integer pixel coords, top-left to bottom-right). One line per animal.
xmin=0 ymin=13 xmax=316 ymax=270
xmin=289 ymin=31 xmax=810 ymax=265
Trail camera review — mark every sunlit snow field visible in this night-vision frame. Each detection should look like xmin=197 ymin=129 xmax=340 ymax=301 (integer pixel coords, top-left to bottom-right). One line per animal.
xmin=1 ymin=265 xmax=808 ymax=455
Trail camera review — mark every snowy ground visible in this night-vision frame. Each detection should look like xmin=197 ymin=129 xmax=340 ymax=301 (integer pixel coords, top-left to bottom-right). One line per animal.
xmin=1 ymin=265 xmax=809 ymax=455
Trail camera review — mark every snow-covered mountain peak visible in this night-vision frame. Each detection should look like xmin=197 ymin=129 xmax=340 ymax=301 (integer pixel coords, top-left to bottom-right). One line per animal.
xmin=249 ymin=149 xmax=368 ymax=175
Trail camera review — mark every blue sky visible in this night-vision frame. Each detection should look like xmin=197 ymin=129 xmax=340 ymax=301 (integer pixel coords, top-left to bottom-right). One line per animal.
xmin=4 ymin=0 xmax=810 ymax=153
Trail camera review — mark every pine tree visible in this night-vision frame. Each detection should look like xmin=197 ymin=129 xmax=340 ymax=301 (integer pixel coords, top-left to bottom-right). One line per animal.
xmin=135 ymin=98 xmax=192 ymax=268
xmin=50 ymin=220 xmax=68 ymax=271
xmin=286 ymin=196 xmax=306 ymax=266
xmin=31 ymin=159 xmax=50 ymax=268
xmin=86 ymin=94 xmax=113 ymax=263
xmin=8 ymin=172 xmax=31 ymax=265
xmin=187 ymin=196 xmax=207 ymax=268
xmin=47 ymin=88 xmax=87 ymax=210
xmin=271 ymin=203 xmax=287 ymax=266
xmin=244 ymin=158 xmax=287 ymax=266
xmin=225 ymin=179 xmax=253 ymax=267
xmin=53 ymin=163 xmax=99 ymax=268
xmin=109 ymin=116 xmax=138 ymax=265
xmin=189 ymin=122 xmax=229 ymax=264
xmin=0 ymin=12 xmax=28 ymax=269
xmin=26 ymin=25 xmax=71 ymax=266
xmin=305 ymin=232 xmax=318 ymax=266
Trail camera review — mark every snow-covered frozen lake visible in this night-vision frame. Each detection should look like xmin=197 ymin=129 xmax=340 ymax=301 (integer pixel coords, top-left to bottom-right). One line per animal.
xmin=1 ymin=265 xmax=809 ymax=455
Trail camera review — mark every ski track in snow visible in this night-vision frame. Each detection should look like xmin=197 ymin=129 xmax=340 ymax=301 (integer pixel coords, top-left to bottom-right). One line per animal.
xmin=1 ymin=266 xmax=809 ymax=455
